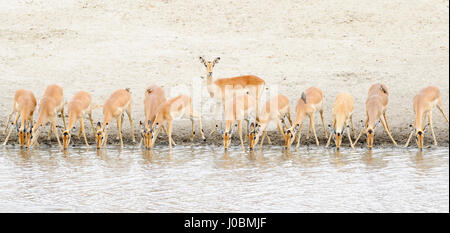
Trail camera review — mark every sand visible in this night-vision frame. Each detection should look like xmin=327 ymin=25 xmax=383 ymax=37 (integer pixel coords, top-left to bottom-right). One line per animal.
xmin=0 ymin=0 xmax=448 ymax=147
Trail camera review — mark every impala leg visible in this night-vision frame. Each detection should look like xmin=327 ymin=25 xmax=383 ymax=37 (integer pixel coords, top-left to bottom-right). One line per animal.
xmin=31 ymin=128 xmax=41 ymax=147
xmin=61 ymin=107 xmax=66 ymax=129
xmin=383 ymin=112 xmax=391 ymax=133
xmin=192 ymin=111 xmax=206 ymax=141
xmin=103 ymin=127 xmax=109 ymax=147
xmin=325 ymin=132 xmax=333 ymax=148
xmin=320 ymin=109 xmax=327 ymax=138
xmin=138 ymin=137 xmax=143 ymax=148
xmin=78 ymin=122 xmax=82 ymax=139
xmin=48 ymin=121 xmax=53 ymax=140
xmin=350 ymin=115 xmax=356 ymax=139
xmin=117 ymin=115 xmax=123 ymax=148
xmin=266 ymin=133 xmax=272 ymax=144
xmin=428 ymin=112 xmax=437 ymax=146
xmin=3 ymin=113 xmax=20 ymax=145
xmin=347 ymin=125 xmax=355 ymax=149
xmin=311 ymin=114 xmax=320 ymax=146
xmin=306 ymin=119 xmax=312 ymax=140
xmin=277 ymin=119 xmax=285 ymax=136
xmin=89 ymin=110 xmax=96 ymax=136
xmin=3 ymin=109 xmax=15 ymax=134
xmin=126 ymin=106 xmax=135 ymax=143
xmin=52 ymin=118 xmax=62 ymax=149
xmin=190 ymin=117 xmax=195 ymax=142
xmin=167 ymin=120 xmax=173 ymax=150
xmin=380 ymin=116 xmax=397 ymax=145
xmin=296 ymin=124 xmax=303 ymax=149
xmin=405 ymin=131 xmax=414 ymax=147
xmin=260 ymin=131 xmax=266 ymax=146
xmin=210 ymin=102 xmax=221 ymax=136
xmin=80 ymin=119 xmax=89 ymax=147
xmin=238 ymin=120 xmax=244 ymax=150
xmin=161 ymin=125 xmax=175 ymax=146
xmin=437 ymin=101 xmax=449 ymax=123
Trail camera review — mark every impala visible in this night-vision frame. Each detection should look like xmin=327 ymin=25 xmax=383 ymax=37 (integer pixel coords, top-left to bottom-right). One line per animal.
xmin=199 ymin=56 xmax=265 ymax=135
xmin=95 ymin=88 xmax=135 ymax=149
xmin=61 ymin=91 xmax=96 ymax=149
xmin=139 ymin=85 xmax=176 ymax=149
xmin=3 ymin=89 xmax=37 ymax=147
xmin=404 ymin=86 xmax=449 ymax=149
xmin=28 ymin=84 xmax=66 ymax=148
xmin=325 ymin=93 xmax=355 ymax=149
xmin=353 ymin=84 xmax=397 ymax=148
xmin=222 ymin=93 xmax=257 ymax=150
xmin=249 ymin=94 xmax=291 ymax=150
xmin=284 ymin=87 xmax=327 ymax=149
xmin=147 ymin=95 xmax=206 ymax=150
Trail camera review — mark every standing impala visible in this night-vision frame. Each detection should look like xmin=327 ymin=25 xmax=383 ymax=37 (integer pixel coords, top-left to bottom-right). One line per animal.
xmin=29 ymin=84 xmax=66 ymax=148
xmin=61 ymin=91 xmax=96 ymax=149
xmin=404 ymin=86 xmax=449 ymax=149
xmin=284 ymin=87 xmax=327 ymax=149
xmin=249 ymin=94 xmax=292 ymax=150
xmin=95 ymin=88 xmax=135 ymax=149
xmin=199 ymin=57 xmax=265 ymax=135
xmin=3 ymin=89 xmax=37 ymax=147
xmin=353 ymin=83 xmax=397 ymax=148
xmin=222 ymin=93 xmax=257 ymax=150
xmin=325 ymin=93 xmax=355 ymax=150
xmin=146 ymin=95 xmax=205 ymax=150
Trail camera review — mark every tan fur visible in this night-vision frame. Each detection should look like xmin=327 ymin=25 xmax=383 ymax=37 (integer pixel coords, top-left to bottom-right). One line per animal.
xmin=3 ymin=89 xmax=37 ymax=147
xmin=148 ymin=95 xmax=205 ymax=150
xmin=96 ymin=89 xmax=135 ymax=149
xmin=222 ymin=94 xmax=257 ymax=150
xmin=250 ymin=94 xmax=291 ymax=150
xmin=326 ymin=93 xmax=355 ymax=149
xmin=284 ymin=87 xmax=327 ymax=149
xmin=199 ymin=57 xmax=265 ymax=135
xmin=405 ymin=86 xmax=448 ymax=148
xmin=353 ymin=83 xmax=396 ymax=148
xmin=139 ymin=85 xmax=167 ymax=149
xmin=62 ymin=91 xmax=95 ymax=149
xmin=29 ymin=84 xmax=65 ymax=148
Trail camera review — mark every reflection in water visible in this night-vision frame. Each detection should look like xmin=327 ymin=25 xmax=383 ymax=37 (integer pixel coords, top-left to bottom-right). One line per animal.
xmin=0 ymin=145 xmax=448 ymax=212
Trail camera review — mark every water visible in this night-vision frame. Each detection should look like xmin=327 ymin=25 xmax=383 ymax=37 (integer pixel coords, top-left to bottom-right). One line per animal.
xmin=0 ymin=145 xmax=448 ymax=212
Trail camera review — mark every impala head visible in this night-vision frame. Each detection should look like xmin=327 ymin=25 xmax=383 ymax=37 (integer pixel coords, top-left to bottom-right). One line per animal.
xmin=62 ymin=129 xmax=71 ymax=150
xmin=366 ymin=127 xmax=375 ymax=149
xmin=284 ymin=124 xmax=300 ymax=149
xmin=248 ymin=123 xmax=260 ymax=150
xmin=14 ymin=123 xmax=25 ymax=147
xmin=23 ymin=122 xmax=35 ymax=148
xmin=335 ymin=130 xmax=343 ymax=150
xmin=221 ymin=128 xmax=232 ymax=151
xmin=199 ymin=56 xmax=220 ymax=76
xmin=140 ymin=120 xmax=154 ymax=149
xmin=95 ymin=122 xmax=107 ymax=149
xmin=415 ymin=123 xmax=428 ymax=149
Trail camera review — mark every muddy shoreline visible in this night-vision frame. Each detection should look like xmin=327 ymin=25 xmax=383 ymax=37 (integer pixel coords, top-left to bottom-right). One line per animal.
xmin=1 ymin=122 xmax=448 ymax=148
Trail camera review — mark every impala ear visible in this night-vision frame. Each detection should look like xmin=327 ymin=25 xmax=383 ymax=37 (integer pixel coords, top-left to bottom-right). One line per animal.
xmin=380 ymin=85 xmax=388 ymax=94
xmin=301 ymin=92 xmax=307 ymax=104
xmin=199 ymin=56 xmax=206 ymax=66
xmin=96 ymin=122 xmax=102 ymax=131
xmin=213 ymin=57 xmax=220 ymax=65
xmin=146 ymin=88 xmax=153 ymax=94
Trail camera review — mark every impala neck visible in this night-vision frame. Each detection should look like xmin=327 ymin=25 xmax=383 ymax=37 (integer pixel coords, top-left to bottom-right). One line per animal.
xmin=206 ymin=73 xmax=218 ymax=98
xmin=414 ymin=110 xmax=425 ymax=131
